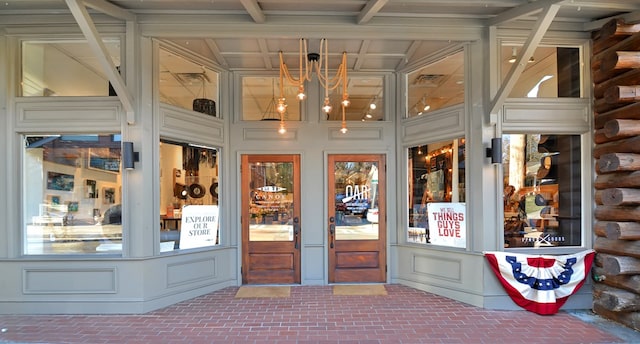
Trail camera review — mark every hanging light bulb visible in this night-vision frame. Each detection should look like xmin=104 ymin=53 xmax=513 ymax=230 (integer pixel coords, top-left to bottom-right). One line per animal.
xmin=341 ymin=93 xmax=350 ymax=107
xmin=340 ymin=111 xmax=348 ymax=134
xmin=297 ymin=85 xmax=306 ymax=100
xmin=276 ymin=97 xmax=287 ymax=114
xmin=276 ymin=68 xmax=287 ymax=134
xmin=365 ymin=113 xmax=373 ymax=119
xmin=278 ymin=39 xmax=349 ymax=115
xmin=369 ymin=103 xmax=376 ymax=110
xmin=322 ymin=97 xmax=332 ymax=113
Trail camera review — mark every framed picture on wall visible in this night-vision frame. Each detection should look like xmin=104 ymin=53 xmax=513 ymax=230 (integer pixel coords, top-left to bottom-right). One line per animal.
xmin=67 ymin=201 xmax=79 ymax=212
xmin=87 ymin=148 xmax=120 ymax=173
xmin=85 ymin=179 xmax=98 ymax=198
xmin=103 ymin=187 xmax=116 ymax=204
xmin=46 ymin=171 xmax=74 ymax=191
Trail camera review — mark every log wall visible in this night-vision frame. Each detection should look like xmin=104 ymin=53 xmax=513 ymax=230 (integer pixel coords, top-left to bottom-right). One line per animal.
xmin=592 ymin=18 xmax=640 ymax=331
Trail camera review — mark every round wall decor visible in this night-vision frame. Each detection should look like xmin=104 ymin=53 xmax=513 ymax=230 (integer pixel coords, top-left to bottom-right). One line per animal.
xmin=189 ymin=183 xmax=206 ymax=198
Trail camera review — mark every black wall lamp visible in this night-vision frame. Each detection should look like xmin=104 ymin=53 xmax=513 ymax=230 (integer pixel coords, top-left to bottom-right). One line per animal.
xmin=123 ymin=141 xmax=139 ymax=170
xmin=486 ymin=137 xmax=502 ymax=164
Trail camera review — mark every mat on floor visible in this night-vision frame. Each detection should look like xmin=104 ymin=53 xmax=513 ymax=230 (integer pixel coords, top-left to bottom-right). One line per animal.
xmin=235 ymin=286 xmax=291 ymax=298
xmin=332 ymin=284 xmax=387 ymax=296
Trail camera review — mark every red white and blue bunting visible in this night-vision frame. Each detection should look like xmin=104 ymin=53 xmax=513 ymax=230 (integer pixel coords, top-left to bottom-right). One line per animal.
xmin=484 ymin=250 xmax=595 ymax=315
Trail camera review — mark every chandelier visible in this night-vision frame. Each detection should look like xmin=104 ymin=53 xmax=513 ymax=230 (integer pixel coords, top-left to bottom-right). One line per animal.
xmin=277 ymin=38 xmax=350 ymax=134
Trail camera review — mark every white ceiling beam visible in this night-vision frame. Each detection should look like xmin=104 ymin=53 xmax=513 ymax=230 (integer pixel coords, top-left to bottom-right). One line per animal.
xmin=240 ymin=0 xmax=266 ymax=24
xmin=489 ymin=2 xmax=561 ymax=118
xmin=204 ymin=38 xmax=229 ymax=69
xmin=65 ymin=0 xmax=136 ymax=124
xmin=257 ymin=39 xmax=273 ymax=70
xmin=357 ymin=0 xmax=389 ymax=25
xmin=395 ymin=40 xmax=421 ymax=71
xmin=82 ymin=0 xmax=135 ymax=21
xmin=487 ymin=0 xmax=565 ymax=26
xmin=352 ymin=39 xmax=371 ymax=71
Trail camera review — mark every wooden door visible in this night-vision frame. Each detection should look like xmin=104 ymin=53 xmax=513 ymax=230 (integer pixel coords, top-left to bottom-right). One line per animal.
xmin=241 ymin=154 xmax=301 ymax=284
xmin=328 ymin=154 xmax=386 ymax=283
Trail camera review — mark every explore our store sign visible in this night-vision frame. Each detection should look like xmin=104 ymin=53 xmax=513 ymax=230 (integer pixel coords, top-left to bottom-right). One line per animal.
xmin=180 ymin=205 xmax=219 ymax=249
xmin=427 ymin=203 xmax=466 ymax=248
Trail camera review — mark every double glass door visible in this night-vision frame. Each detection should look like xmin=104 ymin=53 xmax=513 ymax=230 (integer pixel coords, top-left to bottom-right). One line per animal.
xmin=241 ymin=154 xmax=386 ymax=284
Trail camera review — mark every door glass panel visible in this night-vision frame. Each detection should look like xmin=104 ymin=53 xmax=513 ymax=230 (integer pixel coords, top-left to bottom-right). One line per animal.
xmin=248 ymin=161 xmax=294 ymax=241
xmin=333 ymin=161 xmax=379 ymax=240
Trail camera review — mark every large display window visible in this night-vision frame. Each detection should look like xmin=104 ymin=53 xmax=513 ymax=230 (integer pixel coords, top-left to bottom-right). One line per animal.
xmin=23 ymin=134 xmax=123 ymax=255
xmin=21 ymin=39 xmax=121 ymax=97
xmin=407 ymin=137 xmax=466 ymax=247
xmin=158 ymin=47 xmax=219 ymax=116
xmin=500 ymin=45 xmax=582 ymax=98
xmin=159 ymin=139 xmax=220 ymax=252
xmin=406 ymin=50 xmax=464 ymax=118
xmin=502 ymin=134 xmax=582 ymax=248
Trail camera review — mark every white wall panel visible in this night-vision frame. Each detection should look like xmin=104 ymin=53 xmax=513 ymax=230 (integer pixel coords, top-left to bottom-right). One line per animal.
xmin=501 ymin=98 xmax=590 ymax=132
xmin=15 ymin=99 xmax=121 ymax=132
xmin=160 ymin=104 xmax=224 ymax=145
xmin=23 ymin=268 xmax=117 ymax=294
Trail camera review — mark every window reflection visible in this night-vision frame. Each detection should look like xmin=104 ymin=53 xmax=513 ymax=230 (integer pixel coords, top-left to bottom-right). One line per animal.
xmin=333 ymin=161 xmax=379 ymax=240
xmin=503 ymin=134 xmax=582 ymax=248
xmin=407 ymin=138 xmax=465 ymax=245
xmin=24 ymin=135 xmax=123 ymax=255
xmin=159 ymin=140 xmax=220 ymax=251
xmin=248 ymin=161 xmax=295 ymax=241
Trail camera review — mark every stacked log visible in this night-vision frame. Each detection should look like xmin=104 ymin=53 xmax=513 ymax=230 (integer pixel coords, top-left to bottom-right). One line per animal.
xmin=593 ymin=18 xmax=640 ymax=331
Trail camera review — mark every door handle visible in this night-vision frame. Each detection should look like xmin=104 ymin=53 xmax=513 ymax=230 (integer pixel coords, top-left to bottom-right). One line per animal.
xmin=329 ymin=223 xmax=335 ymax=248
xmin=293 ymin=217 xmax=300 ymax=249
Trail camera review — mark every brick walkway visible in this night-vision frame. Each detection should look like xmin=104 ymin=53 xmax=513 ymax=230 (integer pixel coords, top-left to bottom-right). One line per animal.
xmin=0 ymin=284 xmax=637 ymax=344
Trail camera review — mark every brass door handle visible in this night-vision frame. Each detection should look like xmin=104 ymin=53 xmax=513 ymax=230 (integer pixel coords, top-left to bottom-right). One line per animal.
xmin=329 ymin=223 xmax=335 ymax=248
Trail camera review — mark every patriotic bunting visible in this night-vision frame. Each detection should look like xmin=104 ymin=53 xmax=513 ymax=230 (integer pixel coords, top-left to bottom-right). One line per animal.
xmin=484 ymin=250 xmax=595 ymax=315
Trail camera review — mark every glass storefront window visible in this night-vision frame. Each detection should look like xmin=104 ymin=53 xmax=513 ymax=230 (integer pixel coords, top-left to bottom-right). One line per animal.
xmin=241 ymin=75 xmax=384 ymax=122
xmin=23 ymin=134 xmax=123 ymax=255
xmin=159 ymin=140 xmax=220 ymax=251
xmin=502 ymin=134 xmax=582 ymax=248
xmin=22 ymin=40 xmax=121 ymax=97
xmin=500 ymin=45 xmax=582 ymax=98
xmin=159 ymin=47 xmax=219 ymax=116
xmin=407 ymin=138 xmax=466 ymax=247
xmin=242 ymin=76 xmax=302 ymax=121
xmin=325 ymin=76 xmax=384 ymax=122
xmin=406 ymin=50 xmax=464 ymax=118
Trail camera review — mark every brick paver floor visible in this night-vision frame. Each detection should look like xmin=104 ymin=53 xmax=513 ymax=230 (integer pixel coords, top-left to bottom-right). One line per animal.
xmin=0 ymin=284 xmax=637 ymax=343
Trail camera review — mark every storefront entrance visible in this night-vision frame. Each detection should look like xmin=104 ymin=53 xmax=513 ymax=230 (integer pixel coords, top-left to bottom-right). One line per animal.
xmin=328 ymin=154 xmax=386 ymax=283
xmin=241 ymin=154 xmax=301 ymax=284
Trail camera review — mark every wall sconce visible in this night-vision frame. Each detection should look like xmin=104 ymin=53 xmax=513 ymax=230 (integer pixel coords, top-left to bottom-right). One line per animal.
xmin=486 ymin=137 xmax=502 ymax=164
xmin=122 ymin=141 xmax=139 ymax=170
